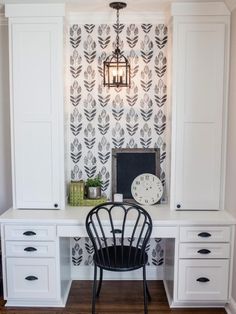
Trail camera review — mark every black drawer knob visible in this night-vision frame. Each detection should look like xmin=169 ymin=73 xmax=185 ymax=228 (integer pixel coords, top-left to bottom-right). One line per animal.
xmin=23 ymin=231 xmax=36 ymax=236
xmin=176 ymin=204 xmax=181 ymax=209
xmin=196 ymin=277 xmax=210 ymax=283
xmin=197 ymin=249 xmax=211 ymax=254
xmin=25 ymin=275 xmax=38 ymax=281
xmin=24 ymin=247 xmax=37 ymax=252
xmin=54 ymin=203 xmax=58 ymax=208
xmin=198 ymin=232 xmax=211 ymax=238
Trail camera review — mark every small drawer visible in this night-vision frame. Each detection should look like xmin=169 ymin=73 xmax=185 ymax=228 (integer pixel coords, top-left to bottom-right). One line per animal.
xmin=178 ymin=259 xmax=229 ymax=301
xmin=6 ymin=258 xmax=57 ymax=299
xmin=5 ymin=241 xmax=56 ymax=257
xmin=4 ymin=225 xmax=56 ymax=241
xmin=179 ymin=226 xmax=231 ymax=242
xmin=179 ymin=243 xmax=230 ymax=259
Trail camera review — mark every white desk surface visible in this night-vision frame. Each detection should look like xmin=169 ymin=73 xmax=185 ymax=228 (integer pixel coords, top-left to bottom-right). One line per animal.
xmin=0 ymin=205 xmax=235 ymax=226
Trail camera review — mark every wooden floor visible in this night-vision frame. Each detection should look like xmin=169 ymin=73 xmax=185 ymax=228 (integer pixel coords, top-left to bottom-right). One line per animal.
xmin=0 ymin=281 xmax=227 ymax=314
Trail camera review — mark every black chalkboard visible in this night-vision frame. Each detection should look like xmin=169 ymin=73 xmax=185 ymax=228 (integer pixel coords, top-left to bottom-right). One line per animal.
xmin=112 ymin=148 xmax=160 ymax=200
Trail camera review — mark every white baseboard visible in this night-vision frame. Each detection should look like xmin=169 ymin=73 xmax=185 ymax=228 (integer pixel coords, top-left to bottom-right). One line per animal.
xmin=226 ymin=298 xmax=236 ymax=314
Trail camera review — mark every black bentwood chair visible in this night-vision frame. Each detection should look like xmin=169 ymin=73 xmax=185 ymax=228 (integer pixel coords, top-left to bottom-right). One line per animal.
xmin=85 ymin=202 xmax=153 ymax=314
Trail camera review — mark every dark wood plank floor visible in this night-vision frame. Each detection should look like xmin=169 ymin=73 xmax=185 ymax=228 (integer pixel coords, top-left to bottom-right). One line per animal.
xmin=0 ymin=281 xmax=227 ymax=314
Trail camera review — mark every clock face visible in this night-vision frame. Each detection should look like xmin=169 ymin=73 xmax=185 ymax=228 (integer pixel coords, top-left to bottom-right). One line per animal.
xmin=131 ymin=173 xmax=163 ymax=205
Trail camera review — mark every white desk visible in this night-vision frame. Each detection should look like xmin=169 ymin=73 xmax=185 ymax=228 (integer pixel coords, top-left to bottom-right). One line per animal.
xmin=0 ymin=206 xmax=235 ymax=308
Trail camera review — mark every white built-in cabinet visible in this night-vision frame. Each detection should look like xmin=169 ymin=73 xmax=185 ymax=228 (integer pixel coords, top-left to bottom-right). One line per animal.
xmin=6 ymin=4 xmax=66 ymax=209
xmin=5 ymin=2 xmax=231 ymax=211
xmin=170 ymin=3 xmax=230 ymax=210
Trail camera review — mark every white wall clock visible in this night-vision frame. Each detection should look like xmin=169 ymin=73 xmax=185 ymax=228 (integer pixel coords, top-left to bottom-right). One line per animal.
xmin=131 ymin=173 xmax=163 ymax=205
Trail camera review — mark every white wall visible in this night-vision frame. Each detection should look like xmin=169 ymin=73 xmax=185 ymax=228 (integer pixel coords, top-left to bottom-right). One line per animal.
xmin=225 ymin=6 xmax=236 ymax=301
xmin=0 ymin=20 xmax=12 ymax=214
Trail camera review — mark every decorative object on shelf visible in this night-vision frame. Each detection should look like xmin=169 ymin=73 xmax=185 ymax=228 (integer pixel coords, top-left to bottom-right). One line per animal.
xmin=69 ymin=179 xmax=106 ymax=206
xmin=86 ymin=176 xmax=103 ymax=199
xmin=78 ymin=197 xmax=107 ymax=206
xmin=113 ymin=193 xmax=123 ymax=202
xmin=69 ymin=180 xmax=85 ymax=206
xmin=103 ymin=2 xmax=130 ymax=88
xmin=131 ymin=173 xmax=163 ymax=205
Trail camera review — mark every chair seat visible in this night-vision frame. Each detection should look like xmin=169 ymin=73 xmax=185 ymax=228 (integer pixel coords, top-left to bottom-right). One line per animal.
xmin=94 ymin=245 xmax=148 ymax=271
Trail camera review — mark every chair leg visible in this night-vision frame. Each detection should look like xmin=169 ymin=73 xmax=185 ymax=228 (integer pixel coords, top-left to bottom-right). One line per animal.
xmin=96 ymin=268 xmax=103 ymax=297
xmin=146 ymin=281 xmax=151 ymax=302
xmin=143 ymin=265 xmax=148 ymax=314
xmin=92 ymin=264 xmax=97 ymax=314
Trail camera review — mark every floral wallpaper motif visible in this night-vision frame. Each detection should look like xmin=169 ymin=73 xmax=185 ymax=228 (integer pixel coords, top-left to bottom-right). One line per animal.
xmin=68 ymin=22 xmax=168 ymax=268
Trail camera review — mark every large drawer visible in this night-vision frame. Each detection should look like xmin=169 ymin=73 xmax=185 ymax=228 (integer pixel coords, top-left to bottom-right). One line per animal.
xmin=6 ymin=258 xmax=57 ymax=299
xmin=178 ymin=259 xmax=229 ymax=301
xmin=4 ymin=225 xmax=56 ymax=241
xmin=179 ymin=243 xmax=230 ymax=259
xmin=5 ymin=241 xmax=56 ymax=257
xmin=179 ymin=226 xmax=231 ymax=242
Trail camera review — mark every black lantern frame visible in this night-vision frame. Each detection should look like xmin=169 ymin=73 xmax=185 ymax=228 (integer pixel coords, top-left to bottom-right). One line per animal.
xmin=103 ymin=2 xmax=131 ymax=88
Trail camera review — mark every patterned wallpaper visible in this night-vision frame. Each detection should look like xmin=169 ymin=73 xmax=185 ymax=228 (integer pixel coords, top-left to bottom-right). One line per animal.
xmin=68 ymin=22 xmax=168 ymax=269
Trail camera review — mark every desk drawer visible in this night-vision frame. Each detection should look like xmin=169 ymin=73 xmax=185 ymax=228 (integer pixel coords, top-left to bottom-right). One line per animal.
xmin=179 ymin=243 xmax=230 ymax=259
xmin=178 ymin=259 xmax=229 ymax=301
xmin=179 ymin=226 xmax=231 ymax=242
xmin=5 ymin=241 xmax=56 ymax=257
xmin=6 ymin=258 xmax=57 ymax=299
xmin=4 ymin=225 xmax=56 ymax=241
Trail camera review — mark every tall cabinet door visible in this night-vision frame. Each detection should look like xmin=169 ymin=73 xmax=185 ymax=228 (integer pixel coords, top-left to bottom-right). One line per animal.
xmin=7 ymin=9 xmax=65 ymax=209
xmin=170 ymin=13 xmax=229 ymax=210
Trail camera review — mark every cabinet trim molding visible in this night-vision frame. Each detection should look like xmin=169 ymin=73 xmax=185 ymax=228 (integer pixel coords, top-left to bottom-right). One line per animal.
xmin=5 ymin=3 xmax=65 ymax=18
xmin=171 ymin=2 xmax=230 ymax=16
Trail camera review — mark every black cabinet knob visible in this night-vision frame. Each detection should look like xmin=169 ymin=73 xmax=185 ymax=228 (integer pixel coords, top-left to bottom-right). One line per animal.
xmin=25 ymin=275 xmax=38 ymax=281
xmin=176 ymin=204 xmax=181 ymax=209
xmin=196 ymin=277 xmax=210 ymax=283
xmin=24 ymin=247 xmax=37 ymax=252
xmin=54 ymin=203 xmax=58 ymax=208
xmin=198 ymin=232 xmax=211 ymax=238
xmin=197 ymin=249 xmax=211 ymax=254
xmin=23 ymin=231 xmax=36 ymax=236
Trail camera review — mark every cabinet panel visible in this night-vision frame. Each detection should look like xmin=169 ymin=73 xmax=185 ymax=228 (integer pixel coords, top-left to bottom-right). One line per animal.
xmin=179 ymin=226 xmax=231 ymax=242
xmin=4 ymin=225 xmax=56 ymax=241
xmin=179 ymin=243 xmax=230 ymax=259
xmin=171 ymin=22 xmax=226 ymax=210
xmin=10 ymin=21 xmax=64 ymax=209
xmin=6 ymin=258 xmax=57 ymax=299
xmin=178 ymin=259 xmax=229 ymax=301
xmin=6 ymin=241 xmax=56 ymax=257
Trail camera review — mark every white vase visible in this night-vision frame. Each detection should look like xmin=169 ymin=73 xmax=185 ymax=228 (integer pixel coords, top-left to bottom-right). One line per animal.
xmin=87 ymin=187 xmax=101 ymax=199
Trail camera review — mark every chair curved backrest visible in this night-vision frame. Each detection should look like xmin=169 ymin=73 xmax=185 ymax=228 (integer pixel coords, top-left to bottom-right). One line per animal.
xmin=85 ymin=202 xmax=153 ymax=270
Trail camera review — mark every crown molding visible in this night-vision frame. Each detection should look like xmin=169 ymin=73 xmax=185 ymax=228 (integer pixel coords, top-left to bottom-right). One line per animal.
xmin=66 ymin=11 xmax=167 ymax=24
xmin=5 ymin=3 xmax=65 ymax=17
xmin=171 ymin=2 xmax=230 ymax=16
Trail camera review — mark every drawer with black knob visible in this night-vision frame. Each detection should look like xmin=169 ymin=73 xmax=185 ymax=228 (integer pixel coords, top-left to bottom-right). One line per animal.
xmin=179 ymin=243 xmax=230 ymax=259
xmin=6 ymin=258 xmax=57 ymax=299
xmin=4 ymin=225 xmax=56 ymax=241
xmin=178 ymin=259 xmax=229 ymax=301
xmin=179 ymin=226 xmax=231 ymax=242
xmin=5 ymin=241 xmax=56 ymax=257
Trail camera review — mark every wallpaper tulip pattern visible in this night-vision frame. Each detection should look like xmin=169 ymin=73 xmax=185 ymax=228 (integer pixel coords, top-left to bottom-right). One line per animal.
xmin=68 ymin=22 xmax=168 ymax=270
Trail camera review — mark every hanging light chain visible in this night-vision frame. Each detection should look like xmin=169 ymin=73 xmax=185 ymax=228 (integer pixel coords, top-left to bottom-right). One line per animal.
xmin=116 ymin=7 xmax=120 ymax=50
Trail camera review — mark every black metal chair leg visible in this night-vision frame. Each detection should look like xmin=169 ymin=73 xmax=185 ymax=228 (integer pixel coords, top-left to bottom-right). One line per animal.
xmin=92 ymin=265 xmax=97 ymax=314
xmin=96 ymin=268 xmax=103 ymax=297
xmin=143 ymin=265 xmax=148 ymax=314
xmin=146 ymin=282 xmax=151 ymax=302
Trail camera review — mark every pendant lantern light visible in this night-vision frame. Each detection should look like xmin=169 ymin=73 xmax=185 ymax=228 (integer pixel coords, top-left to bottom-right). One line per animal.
xmin=103 ymin=2 xmax=131 ymax=88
